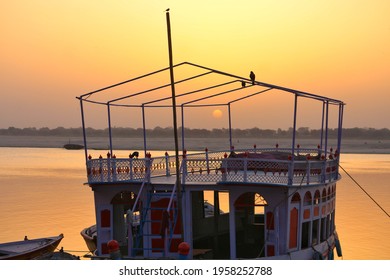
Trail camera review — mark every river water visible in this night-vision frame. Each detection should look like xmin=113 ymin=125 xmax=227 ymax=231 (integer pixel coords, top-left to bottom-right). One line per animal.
xmin=0 ymin=147 xmax=389 ymax=260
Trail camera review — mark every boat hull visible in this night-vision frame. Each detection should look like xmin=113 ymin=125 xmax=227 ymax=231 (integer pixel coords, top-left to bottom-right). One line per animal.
xmin=0 ymin=234 xmax=64 ymax=260
xmin=80 ymin=225 xmax=97 ymax=253
xmin=64 ymin=144 xmax=84 ymax=150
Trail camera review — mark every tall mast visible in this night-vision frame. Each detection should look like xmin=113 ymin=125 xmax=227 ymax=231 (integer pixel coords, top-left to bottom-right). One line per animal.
xmin=166 ymin=9 xmax=183 ymax=238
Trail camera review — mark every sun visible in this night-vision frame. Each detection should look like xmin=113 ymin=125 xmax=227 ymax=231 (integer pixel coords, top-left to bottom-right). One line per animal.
xmin=212 ymin=109 xmax=223 ymax=119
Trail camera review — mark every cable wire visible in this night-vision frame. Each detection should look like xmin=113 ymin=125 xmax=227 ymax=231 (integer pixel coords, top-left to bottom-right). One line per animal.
xmin=339 ymin=164 xmax=390 ymax=218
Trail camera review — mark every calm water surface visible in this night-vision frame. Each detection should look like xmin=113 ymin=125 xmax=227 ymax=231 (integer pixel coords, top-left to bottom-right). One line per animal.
xmin=0 ymin=148 xmax=389 ymax=260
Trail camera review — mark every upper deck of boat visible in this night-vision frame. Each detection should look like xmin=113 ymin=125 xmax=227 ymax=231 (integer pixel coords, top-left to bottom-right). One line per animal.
xmin=85 ymin=147 xmax=339 ymax=187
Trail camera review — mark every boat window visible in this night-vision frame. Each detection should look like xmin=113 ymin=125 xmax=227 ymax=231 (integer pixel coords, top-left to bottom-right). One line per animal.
xmin=235 ymin=192 xmax=267 ymax=258
xmin=330 ymin=211 xmax=335 ymax=234
xmin=301 ymin=221 xmax=311 ymax=249
xmin=110 ymin=191 xmax=137 ymax=208
xmin=199 ymin=191 xmax=228 ymax=217
xmin=314 ymin=190 xmax=320 ymax=205
xmin=326 ymin=214 xmax=331 ymax=238
xmin=303 ymin=191 xmax=312 ymax=206
xmin=291 ymin=193 xmax=301 ymax=203
xmin=320 ymin=217 xmax=327 ymax=242
xmin=219 ymin=192 xmax=229 ymax=213
xmin=321 ymin=189 xmax=327 ymax=203
xmin=312 ymin=219 xmax=319 ymax=245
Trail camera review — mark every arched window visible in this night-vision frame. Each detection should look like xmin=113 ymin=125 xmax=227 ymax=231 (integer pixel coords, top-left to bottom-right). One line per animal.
xmin=314 ymin=190 xmax=320 ymax=205
xmin=322 ymin=189 xmax=327 ymax=203
xmin=234 ymin=192 xmax=268 ymax=258
xmin=304 ymin=191 xmax=312 ymax=206
xmin=291 ymin=192 xmax=301 ymax=203
xmin=289 ymin=193 xmax=300 ymax=250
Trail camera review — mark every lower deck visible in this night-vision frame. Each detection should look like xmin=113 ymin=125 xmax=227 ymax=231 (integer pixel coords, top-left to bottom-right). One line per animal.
xmin=90 ymin=178 xmax=339 ymax=260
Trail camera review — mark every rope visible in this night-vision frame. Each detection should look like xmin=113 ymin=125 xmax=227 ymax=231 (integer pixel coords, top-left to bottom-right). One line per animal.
xmin=57 ymin=249 xmax=90 ymax=253
xmin=339 ymin=164 xmax=390 ymax=219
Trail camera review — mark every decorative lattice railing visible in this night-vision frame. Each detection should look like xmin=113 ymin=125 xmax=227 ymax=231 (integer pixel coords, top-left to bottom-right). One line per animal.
xmin=85 ymin=148 xmax=339 ymax=186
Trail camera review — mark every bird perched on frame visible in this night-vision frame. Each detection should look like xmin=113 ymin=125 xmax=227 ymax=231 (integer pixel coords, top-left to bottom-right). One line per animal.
xmin=250 ymin=71 xmax=255 ymax=85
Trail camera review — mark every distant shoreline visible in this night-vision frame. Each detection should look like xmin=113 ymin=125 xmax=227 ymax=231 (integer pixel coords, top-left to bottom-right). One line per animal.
xmin=1 ymin=135 xmax=390 ymax=154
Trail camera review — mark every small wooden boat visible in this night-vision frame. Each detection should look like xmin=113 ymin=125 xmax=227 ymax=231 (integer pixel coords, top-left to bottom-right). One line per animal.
xmin=0 ymin=234 xmax=64 ymax=260
xmin=80 ymin=225 xmax=97 ymax=253
xmin=63 ymin=143 xmax=84 ymax=150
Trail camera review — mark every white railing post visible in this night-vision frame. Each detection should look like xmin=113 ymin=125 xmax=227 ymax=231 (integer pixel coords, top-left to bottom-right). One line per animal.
xmin=322 ymin=160 xmax=327 ymax=183
xmin=129 ymin=155 xmax=134 ymax=181
xmin=205 ymin=148 xmax=209 ymax=173
xmin=145 ymin=153 xmax=152 ymax=182
xmin=99 ymin=155 xmax=103 ymax=182
xmin=87 ymin=159 xmax=92 ymax=183
xmin=306 ymin=160 xmax=311 ymax=185
xmin=288 ymin=158 xmax=293 ymax=186
xmin=182 ymin=157 xmax=187 ymax=185
xmin=107 ymin=152 xmax=111 ymax=182
xmin=112 ymin=155 xmax=117 ymax=182
xmin=243 ymin=154 xmax=248 ymax=182
xmin=222 ymin=153 xmax=228 ymax=182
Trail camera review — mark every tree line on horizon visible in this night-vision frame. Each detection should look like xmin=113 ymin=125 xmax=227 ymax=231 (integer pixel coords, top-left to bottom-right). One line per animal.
xmin=1 ymin=126 xmax=390 ymax=139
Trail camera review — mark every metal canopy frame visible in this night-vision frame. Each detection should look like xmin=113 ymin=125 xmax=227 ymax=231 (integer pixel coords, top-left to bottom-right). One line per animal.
xmin=77 ymin=61 xmax=345 ymax=164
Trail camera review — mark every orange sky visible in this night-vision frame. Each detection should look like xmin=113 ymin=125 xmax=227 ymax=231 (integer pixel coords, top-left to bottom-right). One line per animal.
xmin=1 ymin=1 xmax=389 ymax=130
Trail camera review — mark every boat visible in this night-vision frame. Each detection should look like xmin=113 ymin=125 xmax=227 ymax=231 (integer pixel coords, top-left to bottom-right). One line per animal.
xmin=77 ymin=61 xmax=345 ymax=260
xmin=0 ymin=234 xmax=64 ymax=260
xmin=64 ymin=143 xmax=84 ymax=150
xmin=80 ymin=225 xmax=97 ymax=253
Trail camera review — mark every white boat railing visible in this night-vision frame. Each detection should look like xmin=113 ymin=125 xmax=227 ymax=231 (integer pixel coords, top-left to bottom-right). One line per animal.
xmin=85 ymin=148 xmax=339 ymax=186
xmin=86 ymin=157 xmax=153 ymax=184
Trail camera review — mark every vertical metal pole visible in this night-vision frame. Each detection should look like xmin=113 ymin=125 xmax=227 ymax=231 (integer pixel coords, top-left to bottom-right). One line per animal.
xmin=228 ymin=194 xmax=236 ymax=258
xmin=337 ymin=103 xmax=344 ymax=166
xmin=142 ymin=105 xmax=147 ymax=157
xmin=320 ymin=102 xmax=325 ymax=152
xmin=79 ymin=99 xmax=88 ymax=163
xmin=289 ymin=94 xmax=298 ymax=186
xmin=166 ymin=10 xmax=183 ymax=238
xmin=213 ymin=190 xmax=220 ymax=253
xmin=228 ymin=104 xmax=233 ymax=151
xmin=337 ymin=104 xmax=344 ymax=154
xmin=291 ymin=94 xmax=298 ymax=157
xmin=181 ymin=105 xmax=185 ymax=152
xmin=324 ymin=101 xmax=329 ymax=158
xmin=107 ymin=103 xmax=113 ymax=156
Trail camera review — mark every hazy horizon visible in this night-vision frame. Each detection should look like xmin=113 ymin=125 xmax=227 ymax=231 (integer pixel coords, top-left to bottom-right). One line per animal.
xmin=2 ymin=126 xmax=390 ymax=140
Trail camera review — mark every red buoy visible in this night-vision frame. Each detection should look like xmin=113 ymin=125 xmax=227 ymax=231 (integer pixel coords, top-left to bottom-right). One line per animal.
xmin=178 ymin=242 xmax=190 ymax=255
xmin=107 ymin=240 xmax=119 ymax=253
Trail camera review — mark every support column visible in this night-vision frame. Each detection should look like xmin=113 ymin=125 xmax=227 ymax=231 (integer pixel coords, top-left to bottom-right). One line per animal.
xmin=229 ymin=192 xmax=236 ymax=259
